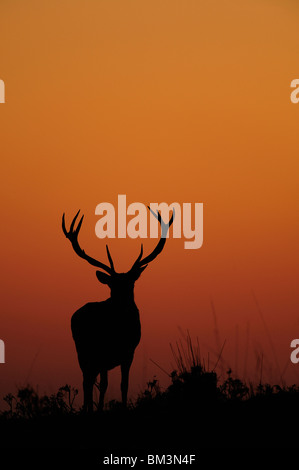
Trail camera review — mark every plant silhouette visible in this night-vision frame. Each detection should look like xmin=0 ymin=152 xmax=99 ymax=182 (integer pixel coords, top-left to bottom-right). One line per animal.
xmin=1 ymin=338 xmax=299 ymax=454
xmin=62 ymin=206 xmax=174 ymax=412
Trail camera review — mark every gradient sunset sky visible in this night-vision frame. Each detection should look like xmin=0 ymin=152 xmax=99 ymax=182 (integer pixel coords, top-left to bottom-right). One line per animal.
xmin=0 ymin=0 xmax=299 ymax=403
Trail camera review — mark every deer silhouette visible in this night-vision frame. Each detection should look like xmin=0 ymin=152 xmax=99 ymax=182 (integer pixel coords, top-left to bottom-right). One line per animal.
xmin=62 ymin=206 xmax=174 ymax=412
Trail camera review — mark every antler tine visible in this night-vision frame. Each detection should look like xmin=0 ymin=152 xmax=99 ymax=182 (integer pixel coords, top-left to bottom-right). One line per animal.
xmin=148 ymin=206 xmax=175 ymax=237
xmin=62 ymin=210 xmax=81 ymax=240
xmin=62 ymin=213 xmax=68 ymax=238
xmin=70 ymin=209 xmax=81 ymax=234
xmin=137 ymin=244 xmax=144 ymax=262
xmin=129 ymin=244 xmax=144 ymax=272
xmin=130 ymin=207 xmax=174 ymax=271
xmin=106 ymin=245 xmax=115 ymax=272
xmin=62 ymin=211 xmax=114 ymax=275
xmin=148 ymin=206 xmax=161 ymax=223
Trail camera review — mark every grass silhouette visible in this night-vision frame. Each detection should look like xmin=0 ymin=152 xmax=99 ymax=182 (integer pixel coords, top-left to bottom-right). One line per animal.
xmin=0 ymin=335 xmax=298 ymax=453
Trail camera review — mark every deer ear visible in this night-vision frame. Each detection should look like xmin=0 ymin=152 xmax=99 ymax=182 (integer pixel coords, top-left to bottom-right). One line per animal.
xmin=96 ymin=271 xmax=111 ymax=285
xmin=131 ymin=265 xmax=148 ymax=281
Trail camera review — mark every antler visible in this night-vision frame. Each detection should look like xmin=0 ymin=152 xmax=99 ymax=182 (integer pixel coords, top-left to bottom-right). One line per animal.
xmin=130 ymin=206 xmax=175 ymax=271
xmin=62 ymin=210 xmax=115 ymax=275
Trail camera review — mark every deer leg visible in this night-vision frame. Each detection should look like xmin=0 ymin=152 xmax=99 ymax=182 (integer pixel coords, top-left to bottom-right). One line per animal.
xmin=83 ymin=374 xmax=95 ymax=413
xmin=121 ymin=360 xmax=132 ymax=407
xmin=98 ymin=370 xmax=108 ymax=411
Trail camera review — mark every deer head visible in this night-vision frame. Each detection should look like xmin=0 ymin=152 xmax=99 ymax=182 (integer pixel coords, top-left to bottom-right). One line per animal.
xmin=62 ymin=206 xmax=174 ymax=301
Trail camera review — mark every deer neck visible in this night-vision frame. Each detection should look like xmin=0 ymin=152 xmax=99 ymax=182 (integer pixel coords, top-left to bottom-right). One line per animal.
xmin=110 ymin=290 xmax=136 ymax=306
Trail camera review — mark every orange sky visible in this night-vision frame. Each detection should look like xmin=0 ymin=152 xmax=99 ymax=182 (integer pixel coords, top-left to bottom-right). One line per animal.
xmin=0 ymin=0 xmax=299 ymax=404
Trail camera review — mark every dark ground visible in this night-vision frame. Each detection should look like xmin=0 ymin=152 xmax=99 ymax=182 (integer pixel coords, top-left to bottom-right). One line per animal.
xmin=0 ymin=368 xmax=298 ymax=466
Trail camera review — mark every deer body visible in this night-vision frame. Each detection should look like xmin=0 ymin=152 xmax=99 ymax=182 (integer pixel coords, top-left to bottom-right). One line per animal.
xmin=72 ymin=300 xmax=141 ymax=374
xmin=62 ymin=207 xmax=173 ymax=412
